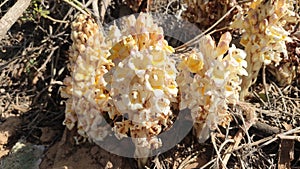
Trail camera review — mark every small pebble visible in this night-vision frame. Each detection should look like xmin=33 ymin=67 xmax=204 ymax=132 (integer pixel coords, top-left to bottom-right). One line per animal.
xmin=90 ymin=146 xmax=99 ymax=155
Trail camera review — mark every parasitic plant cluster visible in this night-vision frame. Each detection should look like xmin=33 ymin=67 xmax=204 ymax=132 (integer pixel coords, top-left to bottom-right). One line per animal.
xmin=60 ymin=14 xmax=113 ymax=142
xmin=61 ymin=12 xmax=251 ymax=167
xmin=61 ymin=13 xmax=179 ymax=167
xmin=105 ymin=14 xmax=178 ymax=164
xmin=177 ymin=32 xmax=247 ymax=142
xmin=230 ymin=0 xmax=296 ymax=98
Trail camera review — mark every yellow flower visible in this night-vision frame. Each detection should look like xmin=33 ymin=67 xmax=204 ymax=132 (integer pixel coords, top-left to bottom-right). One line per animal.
xmin=183 ymin=51 xmax=204 ymax=73
xmin=145 ymin=68 xmax=165 ymax=90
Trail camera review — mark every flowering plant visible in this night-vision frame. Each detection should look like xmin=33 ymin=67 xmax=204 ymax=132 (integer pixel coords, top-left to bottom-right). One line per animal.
xmin=177 ymin=32 xmax=247 ymax=142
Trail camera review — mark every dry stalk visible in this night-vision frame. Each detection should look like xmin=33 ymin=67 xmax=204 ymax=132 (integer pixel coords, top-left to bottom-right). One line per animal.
xmin=222 ymin=128 xmax=246 ymax=166
xmin=0 ymin=0 xmax=9 ymax=8
xmin=278 ymin=135 xmax=300 ymax=141
xmin=0 ymin=0 xmax=31 ymax=40
xmin=42 ymin=15 xmax=69 ymax=23
xmin=37 ymin=46 xmax=59 ymax=72
xmin=175 ymin=5 xmax=237 ymax=52
xmin=262 ymin=64 xmax=271 ymax=106
xmin=233 ymin=135 xmax=274 ymax=151
xmin=262 ymin=127 xmax=300 ymax=146
xmin=99 ymin=0 xmax=111 ymax=23
xmin=211 ymin=133 xmax=227 ymax=169
xmin=62 ymin=0 xmax=90 ymax=15
xmin=272 ymin=82 xmax=288 ymax=113
xmin=200 ymin=158 xmax=217 ymax=169
xmin=222 ymin=102 xmax=256 ymax=166
xmin=177 ymin=152 xmax=199 ymax=169
xmin=152 ymin=155 xmax=165 ymax=169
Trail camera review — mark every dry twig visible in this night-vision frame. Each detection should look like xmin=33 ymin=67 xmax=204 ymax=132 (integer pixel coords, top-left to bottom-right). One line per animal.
xmin=272 ymin=82 xmax=288 ymax=114
xmin=262 ymin=64 xmax=271 ymax=106
xmin=99 ymin=0 xmax=111 ymax=23
xmin=211 ymin=133 xmax=227 ymax=169
xmin=62 ymin=0 xmax=90 ymax=15
xmin=0 ymin=0 xmax=31 ymax=40
xmin=175 ymin=5 xmax=237 ymax=52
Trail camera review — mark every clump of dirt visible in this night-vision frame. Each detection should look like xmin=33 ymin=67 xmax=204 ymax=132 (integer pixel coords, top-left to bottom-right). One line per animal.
xmin=0 ymin=117 xmax=22 ymax=158
xmin=40 ymin=129 xmax=132 ymax=169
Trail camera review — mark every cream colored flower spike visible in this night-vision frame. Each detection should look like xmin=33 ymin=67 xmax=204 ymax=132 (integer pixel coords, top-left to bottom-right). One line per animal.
xmin=107 ymin=13 xmax=178 ymax=164
xmin=60 ymin=14 xmax=113 ymax=142
xmin=61 ymin=13 xmax=178 ymax=167
xmin=231 ymin=0 xmax=295 ymax=99
xmin=178 ymin=32 xmax=247 ymax=143
xmin=107 ymin=13 xmax=167 ymax=65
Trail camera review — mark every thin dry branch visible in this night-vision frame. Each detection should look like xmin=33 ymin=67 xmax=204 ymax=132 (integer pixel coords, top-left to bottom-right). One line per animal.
xmin=211 ymin=133 xmax=228 ymax=169
xmin=272 ymin=82 xmax=288 ymax=113
xmin=99 ymin=0 xmax=111 ymax=23
xmin=175 ymin=5 xmax=237 ymax=52
xmin=37 ymin=46 xmax=59 ymax=72
xmin=222 ymin=102 xmax=256 ymax=166
xmin=262 ymin=127 xmax=300 ymax=146
xmin=262 ymin=64 xmax=271 ymax=106
xmin=0 ymin=0 xmax=9 ymax=8
xmin=62 ymin=0 xmax=90 ymax=15
xmin=222 ymin=128 xmax=246 ymax=166
xmin=0 ymin=0 xmax=31 ymax=40
xmin=200 ymin=158 xmax=216 ymax=169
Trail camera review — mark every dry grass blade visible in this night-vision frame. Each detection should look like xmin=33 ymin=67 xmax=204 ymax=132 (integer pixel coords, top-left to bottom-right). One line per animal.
xmin=222 ymin=102 xmax=256 ymax=167
xmin=222 ymin=128 xmax=245 ymax=167
xmin=0 ymin=0 xmax=9 ymax=8
xmin=262 ymin=127 xmax=300 ymax=147
xmin=174 ymin=5 xmax=236 ymax=52
xmin=211 ymin=133 xmax=227 ymax=169
xmin=99 ymin=0 xmax=112 ymax=22
xmin=176 ymin=152 xmax=199 ymax=169
xmin=0 ymin=0 xmax=31 ymax=40
xmin=62 ymin=0 xmax=90 ymax=15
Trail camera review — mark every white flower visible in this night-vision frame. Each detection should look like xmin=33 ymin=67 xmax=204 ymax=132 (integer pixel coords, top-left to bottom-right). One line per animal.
xmin=178 ymin=32 xmax=246 ymax=142
xmin=231 ymin=0 xmax=295 ymax=98
xmin=60 ymin=14 xmax=113 ymax=142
